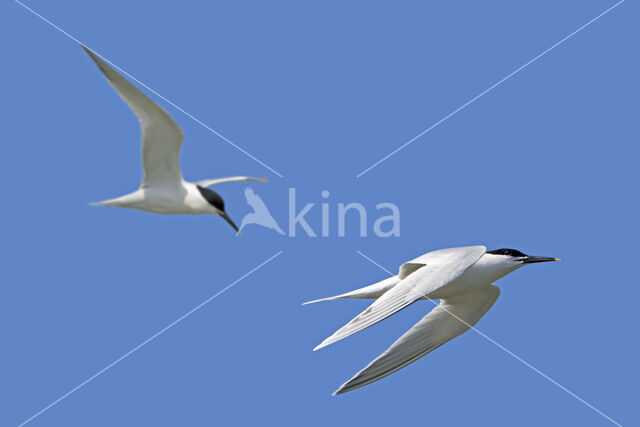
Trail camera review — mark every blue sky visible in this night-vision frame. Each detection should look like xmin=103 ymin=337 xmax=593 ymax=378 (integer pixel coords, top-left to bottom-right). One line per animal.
xmin=1 ymin=1 xmax=637 ymax=425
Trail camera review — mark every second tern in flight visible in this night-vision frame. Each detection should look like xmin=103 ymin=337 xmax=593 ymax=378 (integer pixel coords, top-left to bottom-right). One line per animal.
xmin=82 ymin=46 xmax=266 ymax=233
xmin=305 ymin=246 xmax=559 ymax=395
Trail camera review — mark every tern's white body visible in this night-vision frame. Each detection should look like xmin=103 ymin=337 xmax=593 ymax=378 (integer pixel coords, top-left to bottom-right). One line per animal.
xmin=98 ymin=183 xmax=214 ymax=215
xmin=306 ymin=245 xmax=558 ymax=395
xmin=306 ymin=249 xmax=519 ymax=303
xmin=427 ymin=252 xmax=520 ymax=299
xmin=82 ymin=46 xmax=265 ymax=228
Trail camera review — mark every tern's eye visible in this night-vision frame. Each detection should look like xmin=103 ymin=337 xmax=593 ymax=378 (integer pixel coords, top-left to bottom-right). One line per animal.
xmin=487 ymin=248 xmax=527 ymax=257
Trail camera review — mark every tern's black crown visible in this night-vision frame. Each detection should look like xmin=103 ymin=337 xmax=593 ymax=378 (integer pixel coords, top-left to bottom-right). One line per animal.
xmin=486 ymin=248 xmax=527 ymax=257
xmin=196 ymin=185 xmax=225 ymax=212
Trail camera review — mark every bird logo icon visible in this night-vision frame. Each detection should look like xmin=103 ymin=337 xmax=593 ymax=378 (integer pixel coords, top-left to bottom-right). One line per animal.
xmin=239 ymin=187 xmax=285 ymax=235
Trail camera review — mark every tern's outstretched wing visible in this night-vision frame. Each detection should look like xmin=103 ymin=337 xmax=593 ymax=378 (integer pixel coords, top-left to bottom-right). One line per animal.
xmin=82 ymin=46 xmax=184 ymax=188
xmin=314 ymin=246 xmax=486 ymax=350
xmin=333 ymin=284 xmax=499 ymax=395
xmin=197 ymin=176 xmax=268 ymax=187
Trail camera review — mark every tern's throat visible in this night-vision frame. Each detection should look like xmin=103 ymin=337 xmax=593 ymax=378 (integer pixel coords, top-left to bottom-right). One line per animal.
xmin=462 ymin=254 xmax=523 ymax=284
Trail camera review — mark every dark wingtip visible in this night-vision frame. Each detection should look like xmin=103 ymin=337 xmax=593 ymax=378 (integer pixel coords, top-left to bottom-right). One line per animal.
xmin=80 ymin=44 xmax=96 ymax=58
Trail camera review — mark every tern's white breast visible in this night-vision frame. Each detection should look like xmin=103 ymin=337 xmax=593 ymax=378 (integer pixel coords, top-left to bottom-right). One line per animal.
xmin=122 ymin=182 xmax=213 ymax=215
xmin=427 ymin=254 xmax=521 ymax=299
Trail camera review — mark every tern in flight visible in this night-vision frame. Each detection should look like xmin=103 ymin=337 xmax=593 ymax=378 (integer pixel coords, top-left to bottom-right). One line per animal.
xmin=305 ymin=246 xmax=559 ymax=395
xmin=82 ymin=46 xmax=266 ymax=232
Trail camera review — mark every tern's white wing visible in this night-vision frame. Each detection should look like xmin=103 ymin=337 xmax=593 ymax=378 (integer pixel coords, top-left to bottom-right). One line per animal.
xmin=397 ymin=246 xmax=484 ymax=279
xmin=314 ymin=246 xmax=486 ymax=350
xmin=334 ymin=284 xmax=500 ymax=395
xmin=197 ymin=176 xmax=268 ymax=187
xmin=83 ymin=46 xmax=184 ymax=187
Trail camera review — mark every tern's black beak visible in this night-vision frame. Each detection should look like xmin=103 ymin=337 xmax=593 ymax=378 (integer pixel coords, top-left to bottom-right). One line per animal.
xmin=521 ymin=256 xmax=560 ymax=264
xmin=220 ymin=211 xmax=240 ymax=235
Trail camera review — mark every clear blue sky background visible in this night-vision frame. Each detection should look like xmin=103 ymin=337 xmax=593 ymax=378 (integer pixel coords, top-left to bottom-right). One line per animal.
xmin=1 ymin=1 xmax=637 ymax=426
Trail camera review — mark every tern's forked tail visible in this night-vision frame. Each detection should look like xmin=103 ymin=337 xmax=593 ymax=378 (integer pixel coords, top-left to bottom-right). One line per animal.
xmin=302 ymin=276 xmax=400 ymax=305
xmin=88 ymin=191 xmax=141 ymax=208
